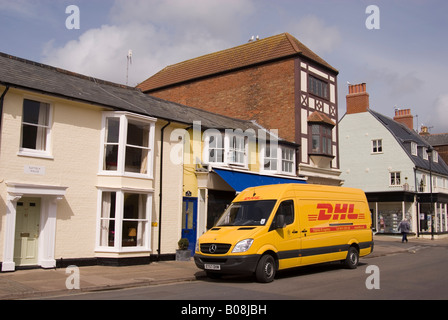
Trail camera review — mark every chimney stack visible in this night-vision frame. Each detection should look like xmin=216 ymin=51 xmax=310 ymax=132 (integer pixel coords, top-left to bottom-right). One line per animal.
xmin=346 ymin=83 xmax=369 ymax=114
xmin=419 ymin=126 xmax=430 ymax=136
xmin=393 ymin=108 xmax=414 ymax=131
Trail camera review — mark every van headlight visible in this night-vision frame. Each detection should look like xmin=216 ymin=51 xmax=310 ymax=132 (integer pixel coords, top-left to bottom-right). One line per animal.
xmin=232 ymin=239 xmax=254 ymax=253
xmin=195 ymin=241 xmax=200 ymax=253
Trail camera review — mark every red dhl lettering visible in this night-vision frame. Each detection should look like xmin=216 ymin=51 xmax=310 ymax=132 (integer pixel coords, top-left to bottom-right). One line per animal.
xmin=308 ymin=203 xmax=365 ymax=221
xmin=310 ymin=225 xmax=367 ymax=233
xmin=243 ymin=196 xmax=261 ymax=201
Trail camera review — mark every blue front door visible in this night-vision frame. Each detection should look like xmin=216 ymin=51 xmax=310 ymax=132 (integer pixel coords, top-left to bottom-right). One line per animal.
xmin=181 ymin=197 xmax=197 ymax=255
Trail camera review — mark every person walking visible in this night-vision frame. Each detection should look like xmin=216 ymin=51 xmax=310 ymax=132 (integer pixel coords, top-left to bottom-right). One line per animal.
xmin=398 ymin=218 xmax=410 ymax=243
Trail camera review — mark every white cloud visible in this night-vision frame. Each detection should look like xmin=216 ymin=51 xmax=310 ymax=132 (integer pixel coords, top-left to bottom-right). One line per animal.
xmin=289 ymin=15 xmax=341 ymax=54
xmin=428 ymin=94 xmax=448 ymax=133
xmin=42 ymin=0 xmax=255 ymax=86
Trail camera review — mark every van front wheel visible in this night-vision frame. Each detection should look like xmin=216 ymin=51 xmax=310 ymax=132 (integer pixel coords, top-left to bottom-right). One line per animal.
xmin=255 ymin=254 xmax=276 ymax=283
xmin=344 ymin=246 xmax=359 ymax=269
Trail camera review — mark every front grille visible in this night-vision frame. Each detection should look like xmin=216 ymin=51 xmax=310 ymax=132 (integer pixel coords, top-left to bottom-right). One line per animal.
xmin=200 ymin=243 xmax=232 ymax=254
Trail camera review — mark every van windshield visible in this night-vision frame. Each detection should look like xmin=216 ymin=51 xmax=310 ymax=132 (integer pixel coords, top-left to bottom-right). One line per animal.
xmin=216 ymin=200 xmax=277 ymax=227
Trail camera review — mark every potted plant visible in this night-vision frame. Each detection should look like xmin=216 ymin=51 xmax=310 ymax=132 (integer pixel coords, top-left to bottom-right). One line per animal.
xmin=176 ymin=238 xmax=191 ymax=261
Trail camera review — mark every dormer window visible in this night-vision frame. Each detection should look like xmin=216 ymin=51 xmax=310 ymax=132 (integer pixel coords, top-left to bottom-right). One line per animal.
xmin=433 ymin=150 xmax=439 ymax=163
xmin=423 ymin=148 xmax=428 ymax=160
xmin=411 ymin=142 xmax=417 ymax=156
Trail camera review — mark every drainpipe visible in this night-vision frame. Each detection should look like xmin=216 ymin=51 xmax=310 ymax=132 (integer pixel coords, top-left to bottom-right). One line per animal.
xmin=414 ymin=167 xmax=420 ymax=237
xmin=0 ymin=85 xmax=10 ymax=132
xmin=158 ymin=121 xmax=171 ymax=260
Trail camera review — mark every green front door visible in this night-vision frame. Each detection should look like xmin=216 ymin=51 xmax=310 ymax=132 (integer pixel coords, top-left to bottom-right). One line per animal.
xmin=14 ymin=198 xmax=41 ymax=266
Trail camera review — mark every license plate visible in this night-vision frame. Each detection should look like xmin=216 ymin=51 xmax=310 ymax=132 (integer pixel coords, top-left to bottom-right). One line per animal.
xmin=204 ymin=264 xmax=221 ymax=270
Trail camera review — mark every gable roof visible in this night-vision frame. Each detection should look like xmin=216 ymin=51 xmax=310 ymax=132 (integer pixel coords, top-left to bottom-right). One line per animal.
xmin=422 ymin=133 xmax=448 ymax=147
xmin=369 ymin=109 xmax=448 ymax=176
xmin=137 ymin=33 xmax=338 ymax=92
xmin=0 ymin=52 xmax=294 ymax=140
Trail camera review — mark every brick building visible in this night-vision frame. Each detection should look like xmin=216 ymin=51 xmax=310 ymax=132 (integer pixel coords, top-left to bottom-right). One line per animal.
xmin=138 ymin=33 xmax=342 ymax=185
xmin=420 ymin=128 xmax=448 ymax=166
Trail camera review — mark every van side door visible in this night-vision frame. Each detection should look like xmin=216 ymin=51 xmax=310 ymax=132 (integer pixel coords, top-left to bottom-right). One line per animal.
xmin=269 ymin=199 xmax=301 ymax=269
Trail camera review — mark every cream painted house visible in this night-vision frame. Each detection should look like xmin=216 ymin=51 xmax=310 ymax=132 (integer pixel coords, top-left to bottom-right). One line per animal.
xmin=0 ymin=52 xmax=308 ymax=271
xmin=0 ymin=53 xmax=189 ymax=271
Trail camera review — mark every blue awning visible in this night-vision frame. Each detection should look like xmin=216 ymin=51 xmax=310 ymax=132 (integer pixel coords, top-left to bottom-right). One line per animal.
xmin=213 ymin=168 xmax=306 ymax=192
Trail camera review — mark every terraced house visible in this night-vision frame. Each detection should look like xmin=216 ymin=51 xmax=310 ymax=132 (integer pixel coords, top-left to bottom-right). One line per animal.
xmin=0 ymin=52 xmax=305 ymax=271
xmin=138 ymin=33 xmax=342 ymax=186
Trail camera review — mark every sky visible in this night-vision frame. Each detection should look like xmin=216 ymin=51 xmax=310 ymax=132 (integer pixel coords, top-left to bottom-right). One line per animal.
xmin=1 ymin=0 xmax=447 ymax=133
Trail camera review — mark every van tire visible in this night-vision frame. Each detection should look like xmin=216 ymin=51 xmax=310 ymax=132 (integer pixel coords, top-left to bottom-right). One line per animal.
xmin=344 ymin=246 xmax=359 ymax=269
xmin=255 ymin=254 xmax=276 ymax=283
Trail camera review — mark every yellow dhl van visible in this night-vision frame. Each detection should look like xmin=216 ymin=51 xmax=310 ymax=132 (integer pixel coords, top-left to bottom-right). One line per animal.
xmin=194 ymin=184 xmax=373 ymax=282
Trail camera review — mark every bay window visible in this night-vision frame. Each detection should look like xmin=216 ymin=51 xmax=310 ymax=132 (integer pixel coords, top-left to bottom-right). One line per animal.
xmin=207 ymin=133 xmax=224 ymax=164
xmin=263 ymin=144 xmax=278 ymax=171
xmin=204 ymin=130 xmax=248 ymax=167
xmin=281 ymin=148 xmax=295 ymax=173
xmin=262 ymin=144 xmax=296 ymax=175
xmin=310 ymin=124 xmax=333 ymax=156
xmin=228 ymin=134 xmax=246 ymax=166
xmin=101 ymin=112 xmax=155 ymax=177
xmin=98 ymin=190 xmax=152 ymax=251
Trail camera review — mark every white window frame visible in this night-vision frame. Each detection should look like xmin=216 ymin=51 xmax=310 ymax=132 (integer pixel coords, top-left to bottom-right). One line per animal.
xmin=203 ymin=130 xmax=225 ymax=166
xmin=390 ymin=171 xmax=401 ymax=186
xmin=372 ymin=139 xmax=383 ymax=154
xmin=262 ymin=143 xmax=278 ymax=172
xmin=261 ymin=144 xmax=296 ymax=176
xmin=203 ymin=130 xmax=249 ymax=168
xmin=18 ymin=97 xmax=53 ymax=159
xmin=99 ymin=112 xmax=156 ymax=179
xmin=226 ymin=132 xmax=248 ymax=167
xmin=281 ymin=147 xmax=295 ymax=174
xmin=411 ymin=142 xmax=418 ymax=156
xmin=423 ymin=148 xmax=429 ymax=160
xmin=433 ymin=150 xmax=439 ymax=163
xmin=96 ymin=188 xmax=153 ymax=253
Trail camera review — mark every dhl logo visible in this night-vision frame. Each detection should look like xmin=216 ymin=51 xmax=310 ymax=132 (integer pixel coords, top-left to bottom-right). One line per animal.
xmin=308 ymin=203 xmax=365 ymax=221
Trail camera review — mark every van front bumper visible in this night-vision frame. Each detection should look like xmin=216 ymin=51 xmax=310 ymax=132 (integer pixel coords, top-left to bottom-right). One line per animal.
xmin=194 ymin=253 xmax=260 ymax=274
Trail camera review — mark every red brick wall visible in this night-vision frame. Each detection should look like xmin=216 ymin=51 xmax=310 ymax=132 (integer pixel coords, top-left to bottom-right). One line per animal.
xmin=148 ymin=59 xmax=297 ymax=142
xmin=435 ymin=145 xmax=448 ymax=165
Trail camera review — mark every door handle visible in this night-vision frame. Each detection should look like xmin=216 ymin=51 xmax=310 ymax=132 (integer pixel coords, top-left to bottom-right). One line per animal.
xmin=292 ymin=230 xmax=298 ymax=234
xmin=301 ymin=229 xmax=308 ymax=233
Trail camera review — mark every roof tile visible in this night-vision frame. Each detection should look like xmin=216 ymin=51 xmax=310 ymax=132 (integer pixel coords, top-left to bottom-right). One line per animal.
xmin=138 ymin=33 xmax=338 ymax=92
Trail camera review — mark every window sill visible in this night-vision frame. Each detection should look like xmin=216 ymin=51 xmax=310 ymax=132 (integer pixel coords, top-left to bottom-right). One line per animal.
xmin=98 ymin=171 xmax=154 ymax=180
xmin=260 ymin=169 xmax=296 ymax=177
xmin=95 ymin=247 xmax=151 ymax=254
xmin=308 ymin=152 xmax=335 ymax=159
xmin=207 ymin=162 xmax=249 ymax=171
xmin=17 ymin=150 xmax=54 ymax=160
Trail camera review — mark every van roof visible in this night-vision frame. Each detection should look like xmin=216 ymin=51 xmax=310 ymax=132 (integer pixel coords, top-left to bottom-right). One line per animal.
xmin=235 ymin=184 xmax=367 ymax=202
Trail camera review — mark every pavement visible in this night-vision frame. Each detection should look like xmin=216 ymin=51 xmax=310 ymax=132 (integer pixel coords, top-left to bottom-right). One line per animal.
xmin=1 ymin=235 xmax=447 ymax=300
